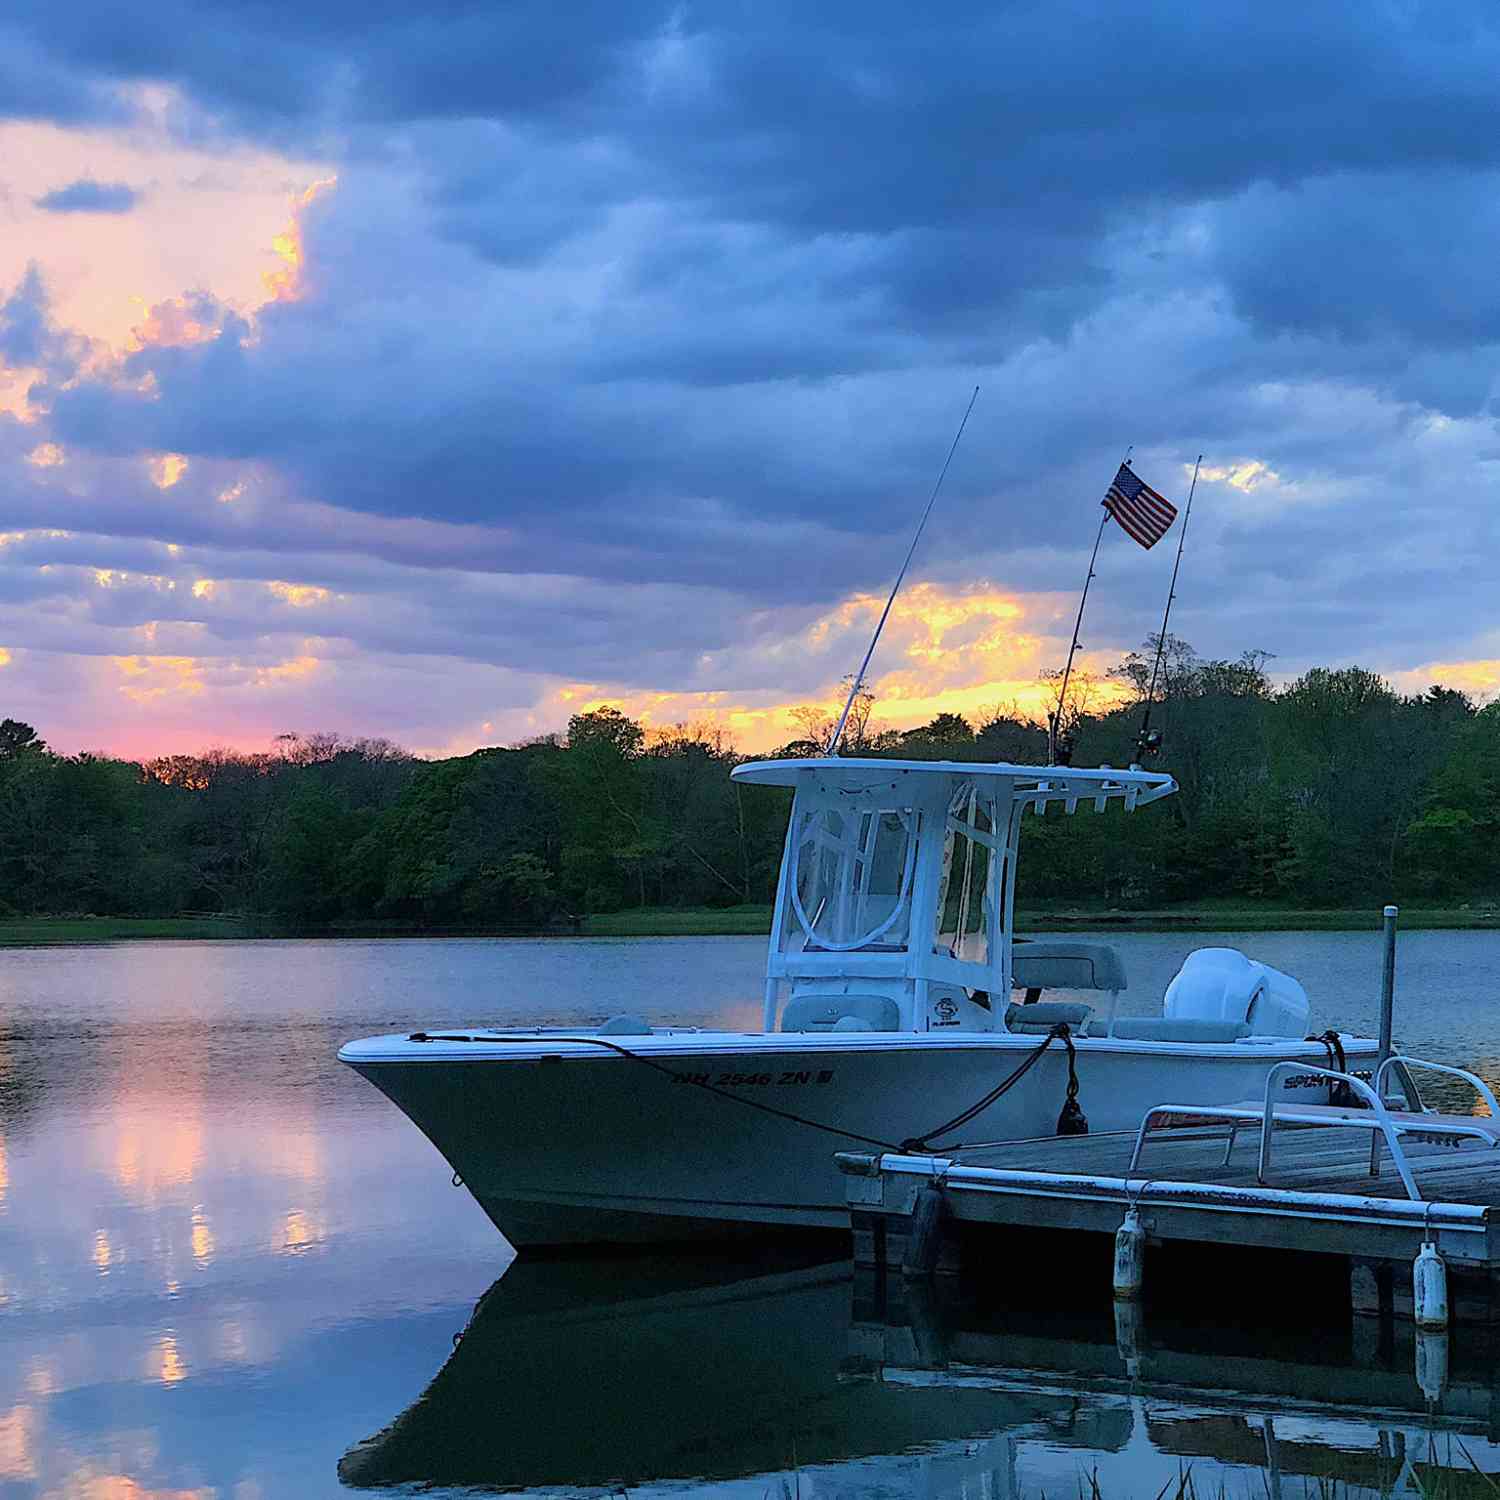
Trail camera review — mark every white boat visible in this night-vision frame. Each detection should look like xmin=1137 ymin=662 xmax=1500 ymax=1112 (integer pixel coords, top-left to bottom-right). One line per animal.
xmin=340 ymin=755 xmax=1377 ymax=1248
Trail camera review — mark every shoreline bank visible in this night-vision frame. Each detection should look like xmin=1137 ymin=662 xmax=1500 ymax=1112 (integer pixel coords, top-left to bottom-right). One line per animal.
xmin=3 ymin=903 xmax=1497 ymax=945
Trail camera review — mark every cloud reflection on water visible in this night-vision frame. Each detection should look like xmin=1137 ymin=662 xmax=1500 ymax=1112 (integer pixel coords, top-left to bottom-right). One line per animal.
xmin=4 ymin=935 xmax=1500 ymax=1496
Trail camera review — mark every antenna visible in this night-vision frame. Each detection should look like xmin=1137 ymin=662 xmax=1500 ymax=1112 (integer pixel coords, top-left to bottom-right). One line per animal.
xmin=826 ymin=386 xmax=980 ymax=756
xmin=1135 ymin=454 xmax=1203 ymax=763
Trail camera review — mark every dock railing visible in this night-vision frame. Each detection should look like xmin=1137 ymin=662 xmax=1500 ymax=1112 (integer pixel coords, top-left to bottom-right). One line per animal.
xmin=1125 ymin=1057 xmax=1500 ymax=1202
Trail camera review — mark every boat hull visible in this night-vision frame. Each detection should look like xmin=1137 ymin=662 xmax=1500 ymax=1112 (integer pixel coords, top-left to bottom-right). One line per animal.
xmin=341 ymin=1030 xmax=1378 ymax=1249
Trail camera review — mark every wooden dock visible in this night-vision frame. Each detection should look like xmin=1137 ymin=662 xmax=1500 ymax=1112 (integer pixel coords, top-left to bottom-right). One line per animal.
xmin=838 ymin=1125 xmax=1500 ymax=1325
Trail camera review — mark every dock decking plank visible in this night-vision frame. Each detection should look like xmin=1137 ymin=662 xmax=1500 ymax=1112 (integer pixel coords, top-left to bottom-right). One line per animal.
xmin=944 ymin=1128 xmax=1500 ymax=1208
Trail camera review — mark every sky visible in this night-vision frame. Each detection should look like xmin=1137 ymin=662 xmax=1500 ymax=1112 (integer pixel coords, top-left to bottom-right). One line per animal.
xmin=3 ymin=2 xmax=1500 ymax=759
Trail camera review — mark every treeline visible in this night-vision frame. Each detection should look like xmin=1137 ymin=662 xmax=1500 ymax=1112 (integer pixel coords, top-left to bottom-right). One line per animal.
xmin=1 ymin=639 xmax=1496 ymax=925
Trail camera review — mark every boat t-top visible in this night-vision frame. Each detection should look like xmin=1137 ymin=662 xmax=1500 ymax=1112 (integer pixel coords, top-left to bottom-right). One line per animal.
xmin=340 ymin=754 xmax=1374 ymax=1248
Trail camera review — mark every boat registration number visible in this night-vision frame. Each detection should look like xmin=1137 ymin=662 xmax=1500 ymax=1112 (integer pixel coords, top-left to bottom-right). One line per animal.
xmin=673 ymin=1069 xmax=836 ymax=1087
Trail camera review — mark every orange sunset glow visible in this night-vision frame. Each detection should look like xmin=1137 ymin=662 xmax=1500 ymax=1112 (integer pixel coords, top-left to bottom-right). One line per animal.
xmin=540 ymin=579 xmax=1123 ymax=754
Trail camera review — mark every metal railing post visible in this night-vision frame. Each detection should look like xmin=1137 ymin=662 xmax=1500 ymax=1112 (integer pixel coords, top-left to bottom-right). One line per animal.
xmin=1371 ymin=904 xmax=1398 ymax=1176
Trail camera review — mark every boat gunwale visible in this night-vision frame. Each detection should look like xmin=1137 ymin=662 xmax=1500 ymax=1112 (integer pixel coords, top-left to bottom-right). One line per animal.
xmin=338 ymin=1030 xmax=1378 ymax=1065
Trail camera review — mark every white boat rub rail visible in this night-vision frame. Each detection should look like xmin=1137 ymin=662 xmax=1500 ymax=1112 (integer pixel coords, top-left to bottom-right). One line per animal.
xmin=338 ymin=1030 xmax=1354 ymax=1063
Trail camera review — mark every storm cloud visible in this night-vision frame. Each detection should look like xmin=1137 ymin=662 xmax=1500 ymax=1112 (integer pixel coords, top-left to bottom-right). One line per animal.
xmin=2 ymin=1 xmax=1500 ymax=753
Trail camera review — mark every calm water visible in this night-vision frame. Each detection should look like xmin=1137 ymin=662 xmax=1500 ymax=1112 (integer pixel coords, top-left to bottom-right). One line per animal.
xmin=4 ymin=931 xmax=1500 ymax=1497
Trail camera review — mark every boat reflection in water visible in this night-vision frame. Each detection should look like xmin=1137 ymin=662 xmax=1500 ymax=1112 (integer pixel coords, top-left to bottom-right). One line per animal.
xmin=340 ymin=1243 xmax=1500 ymax=1497
xmin=339 ymin=1248 xmax=1069 ymax=1492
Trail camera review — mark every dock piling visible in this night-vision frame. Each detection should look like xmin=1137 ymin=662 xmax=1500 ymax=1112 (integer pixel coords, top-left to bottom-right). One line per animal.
xmin=1371 ymin=904 xmax=1399 ymax=1176
xmin=901 ymin=1183 xmax=949 ymax=1279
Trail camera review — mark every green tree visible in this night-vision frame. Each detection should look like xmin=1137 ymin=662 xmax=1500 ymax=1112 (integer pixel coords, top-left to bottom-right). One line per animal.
xmin=463 ymin=852 xmax=556 ymax=923
xmin=900 ymin=713 xmax=975 ymax=757
xmin=1402 ymin=702 xmax=1499 ymax=897
xmin=566 ymin=706 xmax=645 ymax=759
xmin=0 ymin=720 xmax=43 ymax=760
xmin=556 ymin=707 xmax=657 ymax=908
xmin=263 ymin=782 xmax=352 ymax=922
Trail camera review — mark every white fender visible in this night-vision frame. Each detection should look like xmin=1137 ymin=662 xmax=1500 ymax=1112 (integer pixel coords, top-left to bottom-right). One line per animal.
xmin=1414 ymin=1240 xmax=1449 ymax=1331
xmin=1113 ymin=1207 xmax=1145 ymax=1300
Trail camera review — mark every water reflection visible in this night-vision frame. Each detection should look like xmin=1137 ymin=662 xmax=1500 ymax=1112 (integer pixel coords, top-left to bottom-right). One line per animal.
xmin=344 ymin=1252 xmax=1500 ymax=1497
xmin=3 ymin=933 xmax=1500 ymax=1498
xmin=341 ymin=1251 xmax=907 ymax=1491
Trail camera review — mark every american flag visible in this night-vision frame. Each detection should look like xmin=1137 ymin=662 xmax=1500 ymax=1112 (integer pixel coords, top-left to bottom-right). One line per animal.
xmin=1102 ymin=463 xmax=1178 ymax=548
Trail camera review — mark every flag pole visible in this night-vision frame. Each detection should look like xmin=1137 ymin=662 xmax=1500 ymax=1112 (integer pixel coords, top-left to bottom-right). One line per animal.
xmin=1135 ymin=453 xmax=1202 ymax=763
xmin=1049 ymin=445 xmax=1136 ymax=765
xmin=826 ymin=386 xmax=980 ymax=756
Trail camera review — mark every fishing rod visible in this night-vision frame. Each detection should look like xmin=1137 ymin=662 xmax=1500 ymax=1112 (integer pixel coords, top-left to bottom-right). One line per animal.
xmin=1048 ymin=512 xmax=1110 ymax=767
xmin=1049 ymin=445 xmax=1132 ymax=767
xmin=1134 ymin=453 xmax=1203 ymax=764
xmin=825 ymin=386 xmax=980 ymax=756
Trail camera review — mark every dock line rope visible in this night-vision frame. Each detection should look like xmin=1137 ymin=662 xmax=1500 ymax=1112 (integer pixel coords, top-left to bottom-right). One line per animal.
xmin=899 ymin=1025 xmax=1073 ymax=1154
xmin=1307 ymin=1028 xmax=1358 ymax=1108
xmin=1056 ymin=1025 xmax=1089 ymax=1136
xmin=405 ymin=1024 xmax=1076 ymax=1157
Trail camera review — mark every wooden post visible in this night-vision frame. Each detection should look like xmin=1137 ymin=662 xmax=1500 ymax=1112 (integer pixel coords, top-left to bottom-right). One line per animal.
xmin=902 ymin=1184 xmax=949 ymax=1279
xmin=851 ymin=1211 xmax=886 ymax=1269
xmin=1350 ymin=1258 xmax=1386 ymax=1319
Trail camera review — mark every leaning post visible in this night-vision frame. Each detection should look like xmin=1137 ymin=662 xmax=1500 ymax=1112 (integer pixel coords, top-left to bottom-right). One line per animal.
xmin=1370 ymin=904 xmax=1398 ymax=1176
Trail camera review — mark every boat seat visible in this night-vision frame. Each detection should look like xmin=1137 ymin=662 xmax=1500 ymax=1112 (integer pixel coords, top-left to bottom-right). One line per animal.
xmin=1109 ymin=1017 xmax=1251 ymax=1043
xmin=1011 ymin=941 xmax=1127 ymax=994
xmin=781 ymin=993 xmax=900 ymax=1033
xmin=1004 ymin=1001 xmax=1093 ymax=1035
xmin=597 ymin=1014 xmax=653 ymax=1035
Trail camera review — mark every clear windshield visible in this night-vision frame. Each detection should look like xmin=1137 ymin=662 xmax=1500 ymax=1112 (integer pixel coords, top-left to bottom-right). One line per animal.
xmin=790 ymin=807 xmax=915 ymax=950
xmin=935 ymin=785 xmax=993 ymax=964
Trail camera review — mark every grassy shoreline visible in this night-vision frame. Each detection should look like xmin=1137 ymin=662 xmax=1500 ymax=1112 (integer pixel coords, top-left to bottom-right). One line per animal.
xmin=0 ymin=916 xmax=256 ymax=945
xmin=3 ymin=902 xmax=1497 ymax=946
xmin=585 ymin=902 xmax=1500 ymax=936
